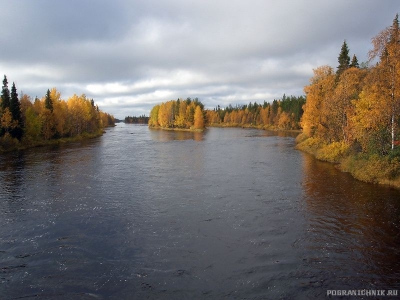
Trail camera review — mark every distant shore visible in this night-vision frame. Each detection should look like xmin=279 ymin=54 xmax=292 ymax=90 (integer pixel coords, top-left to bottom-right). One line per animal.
xmin=208 ymin=123 xmax=302 ymax=133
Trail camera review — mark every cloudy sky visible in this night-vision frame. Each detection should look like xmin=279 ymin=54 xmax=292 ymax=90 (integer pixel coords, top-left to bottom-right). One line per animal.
xmin=0 ymin=0 xmax=398 ymax=118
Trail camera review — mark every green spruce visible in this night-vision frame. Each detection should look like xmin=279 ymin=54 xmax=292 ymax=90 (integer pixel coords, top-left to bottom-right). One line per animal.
xmin=337 ymin=40 xmax=350 ymax=78
xmin=1 ymin=75 xmax=11 ymax=110
xmin=10 ymin=82 xmax=23 ymax=140
xmin=350 ymin=54 xmax=359 ymax=68
xmin=45 ymin=89 xmax=53 ymax=112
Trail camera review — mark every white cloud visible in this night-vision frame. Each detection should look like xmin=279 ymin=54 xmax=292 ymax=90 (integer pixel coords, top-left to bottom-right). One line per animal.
xmin=0 ymin=0 xmax=398 ymax=118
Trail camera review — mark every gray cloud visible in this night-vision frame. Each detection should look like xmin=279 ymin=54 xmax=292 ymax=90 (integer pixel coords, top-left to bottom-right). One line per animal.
xmin=0 ymin=0 xmax=398 ymax=118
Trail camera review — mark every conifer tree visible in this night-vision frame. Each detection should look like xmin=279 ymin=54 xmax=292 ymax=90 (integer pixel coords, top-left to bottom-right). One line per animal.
xmin=10 ymin=83 xmax=21 ymax=121
xmin=10 ymin=82 xmax=23 ymax=139
xmin=337 ymin=40 xmax=350 ymax=78
xmin=350 ymin=54 xmax=359 ymax=68
xmin=1 ymin=75 xmax=10 ymax=110
xmin=45 ymin=89 xmax=53 ymax=112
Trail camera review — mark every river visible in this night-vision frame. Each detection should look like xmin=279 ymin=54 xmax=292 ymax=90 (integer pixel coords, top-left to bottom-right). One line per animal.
xmin=1 ymin=124 xmax=400 ymax=299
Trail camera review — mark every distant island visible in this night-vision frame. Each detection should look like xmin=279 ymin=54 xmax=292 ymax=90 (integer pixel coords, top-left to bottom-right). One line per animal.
xmin=147 ymin=95 xmax=305 ymax=132
xmin=125 ymin=115 xmax=149 ymax=124
xmin=148 ymin=98 xmax=205 ymax=131
xmin=0 ymin=76 xmax=115 ymax=152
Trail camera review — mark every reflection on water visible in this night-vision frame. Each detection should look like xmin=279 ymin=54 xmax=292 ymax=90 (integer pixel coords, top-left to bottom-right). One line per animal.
xmin=0 ymin=124 xmax=399 ymax=299
xmin=301 ymin=153 xmax=400 ymax=289
xmin=149 ymin=128 xmax=204 ymax=141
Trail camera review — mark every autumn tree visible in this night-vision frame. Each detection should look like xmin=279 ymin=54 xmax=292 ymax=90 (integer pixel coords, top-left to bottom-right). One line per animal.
xmin=194 ymin=105 xmax=204 ymax=129
xmin=351 ymin=70 xmax=391 ymax=154
xmin=301 ymin=65 xmax=335 ymax=139
xmin=148 ymin=98 xmax=206 ymax=130
xmin=368 ymin=14 xmax=400 ymax=150
xmin=174 ymin=99 xmax=187 ymax=128
xmin=0 ymin=76 xmax=114 ymax=149
xmin=23 ymin=106 xmax=42 ymax=143
xmin=325 ymin=67 xmax=366 ymax=143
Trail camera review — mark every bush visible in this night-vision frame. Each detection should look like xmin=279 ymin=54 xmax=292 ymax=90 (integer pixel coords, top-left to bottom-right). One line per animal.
xmin=295 ymin=136 xmax=323 ymax=155
xmin=0 ymin=133 xmax=20 ymax=151
xmin=340 ymin=154 xmax=400 ymax=183
xmin=389 ymin=146 xmax=400 ymax=160
xmin=295 ymin=132 xmax=309 ymax=144
xmin=316 ymin=141 xmax=350 ymax=163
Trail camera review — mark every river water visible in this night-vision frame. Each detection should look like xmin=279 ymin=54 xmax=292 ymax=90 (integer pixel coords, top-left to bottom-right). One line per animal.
xmin=1 ymin=124 xmax=400 ymax=299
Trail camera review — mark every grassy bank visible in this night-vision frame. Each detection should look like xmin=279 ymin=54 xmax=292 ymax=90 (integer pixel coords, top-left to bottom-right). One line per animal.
xmin=0 ymin=129 xmax=106 ymax=153
xmin=208 ymin=123 xmax=302 ymax=133
xmin=296 ymin=133 xmax=400 ymax=189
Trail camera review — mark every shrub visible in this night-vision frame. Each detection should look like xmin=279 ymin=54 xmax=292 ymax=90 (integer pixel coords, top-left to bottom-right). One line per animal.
xmin=295 ymin=136 xmax=323 ymax=155
xmin=340 ymin=154 xmax=400 ymax=183
xmin=316 ymin=141 xmax=350 ymax=163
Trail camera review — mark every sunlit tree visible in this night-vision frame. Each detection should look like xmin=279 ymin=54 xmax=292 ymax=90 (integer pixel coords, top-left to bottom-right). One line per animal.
xmin=194 ymin=105 xmax=204 ymax=129
xmin=368 ymin=14 xmax=400 ymax=150
xmin=301 ymin=65 xmax=335 ymax=139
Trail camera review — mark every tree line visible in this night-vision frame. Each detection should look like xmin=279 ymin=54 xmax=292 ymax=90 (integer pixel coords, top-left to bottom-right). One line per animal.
xmin=147 ymin=95 xmax=305 ymax=131
xmin=149 ymin=97 xmax=205 ymax=130
xmin=298 ymin=14 xmax=400 ymax=185
xmin=205 ymin=95 xmax=305 ymax=129
xmin=300 ymin=14 xmax=400 ymax=156
xmin=0 ymin=76 xmax=115 ymax=150
xmin=125 ymin=115 xmax=149 ymax=124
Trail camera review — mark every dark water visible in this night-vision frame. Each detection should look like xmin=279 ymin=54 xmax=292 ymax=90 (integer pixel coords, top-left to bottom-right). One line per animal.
xmin=1 ymin=124 xmax=400 ymax=299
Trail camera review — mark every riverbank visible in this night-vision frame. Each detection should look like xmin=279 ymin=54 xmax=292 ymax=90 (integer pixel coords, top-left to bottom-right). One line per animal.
xmin=208 ymin=123 xmax=302 ymax=133
xmin=0 ymin=129 xmax=106 ymax=153
xmin=295 ymin=133 xmax=400 ymax=189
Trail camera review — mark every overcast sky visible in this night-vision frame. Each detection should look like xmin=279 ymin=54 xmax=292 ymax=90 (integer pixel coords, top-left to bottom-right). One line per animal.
xmin=0 ymin=0 xmax=398 ymax=118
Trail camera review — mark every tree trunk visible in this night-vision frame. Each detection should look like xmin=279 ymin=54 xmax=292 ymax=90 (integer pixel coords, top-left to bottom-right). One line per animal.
xmin=392 ymin=111 xmax=395 ymax=150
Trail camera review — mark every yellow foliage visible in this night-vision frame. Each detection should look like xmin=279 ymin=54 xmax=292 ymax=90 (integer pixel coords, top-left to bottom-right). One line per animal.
xmin=301 ymin=65 xmax=335 ymax=139
xmin=194 ymin=106 xmax=204 ymax=129
xmin=341 ymin=155 xmax=400 ymax=184
xmin=1 ymin=108 xmax=16 ymax=130
xmin=295 ymin=136 xmax=323 ymax=155
xmin=149 ymin=105 xmax=160 ymax=127
xmin=149 ymin=99 xmax=205 ymax=130
xmin=316 ymin=141 xmax=350 ymax=163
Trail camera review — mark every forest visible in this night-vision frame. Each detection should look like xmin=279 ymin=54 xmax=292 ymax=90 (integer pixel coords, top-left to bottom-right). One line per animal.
xmin=297 ymin=14 xmax=400 ymax=186
xmin=147 ymin=95 xmax=304 ymax=131
xmin=205 ymin=95 xmax=305 ymax=130
xmin=149 ymin=98 xmax=205 ymax=130
xmin=125 ymin=115 xmax=149 ymax=124
xmin=0 ymin=76 xmax=115 ymax=152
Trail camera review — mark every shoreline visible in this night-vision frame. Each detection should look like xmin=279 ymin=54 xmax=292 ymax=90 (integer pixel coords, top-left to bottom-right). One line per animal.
xmin=0 ymin=130 xmax=106 ymax=154
xmin=295 ymin=134 xmax=400 ymax=189
xmin=207 ymin=123 xmax=302 ymax=133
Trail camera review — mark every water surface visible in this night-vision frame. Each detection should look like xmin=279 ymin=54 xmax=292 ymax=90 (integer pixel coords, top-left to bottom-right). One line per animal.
xmin=1 ymin=124 xmax=399 ymax=299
